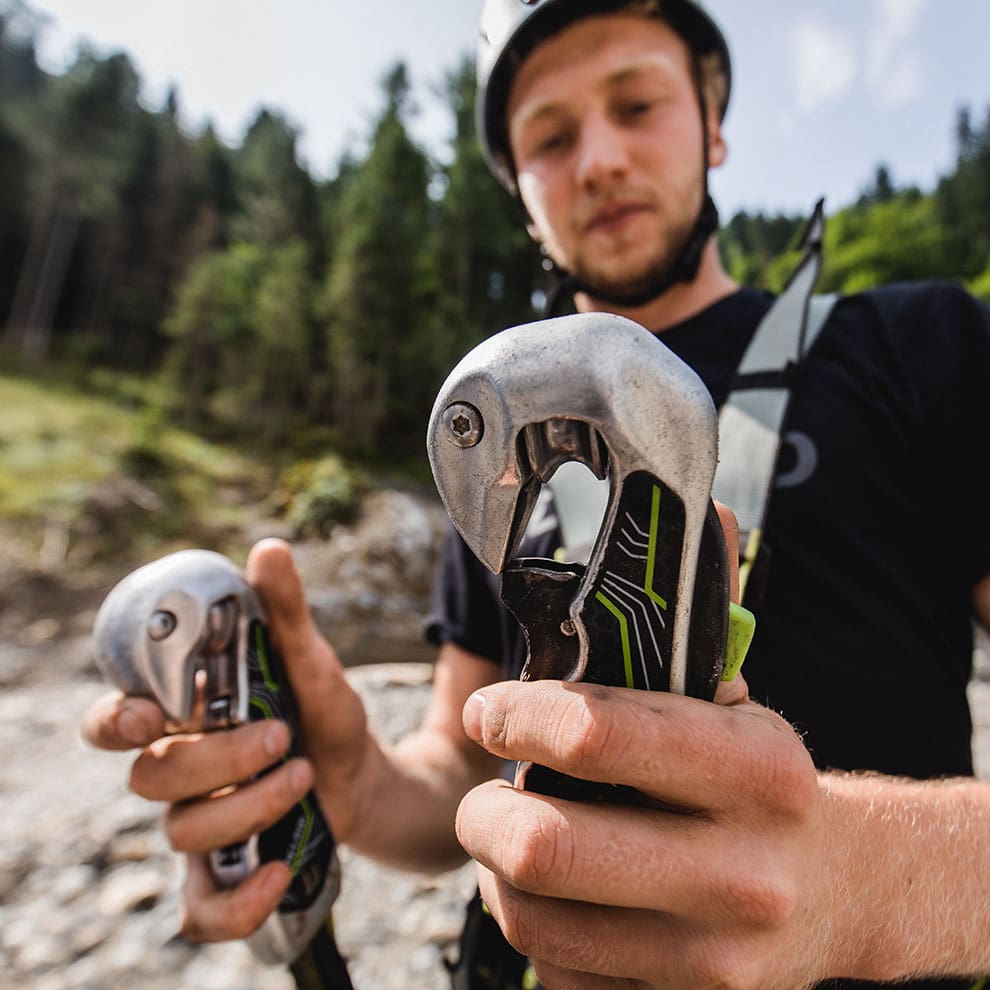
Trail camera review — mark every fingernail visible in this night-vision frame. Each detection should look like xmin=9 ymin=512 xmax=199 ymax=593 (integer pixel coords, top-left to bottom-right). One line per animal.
xmin=462 ymin=692 xmax=486 ymax=741
xmin=117 ymin=707 xmax=152 ymax=746
xmin=288 ymin=760 xmax=311 ymax=793
xmin=260 ymin=862 xmax=290 ymax=900
xmin=264 ymin=722 xmax=288 ymax=758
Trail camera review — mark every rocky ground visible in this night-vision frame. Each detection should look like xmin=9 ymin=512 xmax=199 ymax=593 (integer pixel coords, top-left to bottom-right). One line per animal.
xmin=0 ymin=487 xmax=988 ymax=989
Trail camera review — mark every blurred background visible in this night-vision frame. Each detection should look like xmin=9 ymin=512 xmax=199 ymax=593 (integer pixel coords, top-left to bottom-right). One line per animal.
xmin=1 ymin=0 xmax=989 ymax=987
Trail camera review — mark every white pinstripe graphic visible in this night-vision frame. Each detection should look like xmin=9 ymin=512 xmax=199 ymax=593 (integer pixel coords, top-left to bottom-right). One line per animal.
xmin=597 ymin=509 xmax=669 ymax=690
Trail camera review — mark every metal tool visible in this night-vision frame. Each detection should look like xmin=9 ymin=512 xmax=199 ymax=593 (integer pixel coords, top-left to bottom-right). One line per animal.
xmin=93 ymin=550 xmax=347 ymax=978
xmin=428 ymin=313 xmax=744 ymax=801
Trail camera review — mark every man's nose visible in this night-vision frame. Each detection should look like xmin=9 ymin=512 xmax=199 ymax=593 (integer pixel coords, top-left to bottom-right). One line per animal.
xmin=574 ymin=114 xmax=630 ymax=190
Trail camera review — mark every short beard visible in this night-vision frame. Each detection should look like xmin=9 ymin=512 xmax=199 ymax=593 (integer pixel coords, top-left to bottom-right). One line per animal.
xmin=570 ymin=209 xmax=699 ymax=307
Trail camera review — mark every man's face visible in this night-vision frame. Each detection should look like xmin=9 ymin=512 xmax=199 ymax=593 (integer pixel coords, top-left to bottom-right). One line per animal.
xmin=506 ymin=13 xmax=725 ymax=301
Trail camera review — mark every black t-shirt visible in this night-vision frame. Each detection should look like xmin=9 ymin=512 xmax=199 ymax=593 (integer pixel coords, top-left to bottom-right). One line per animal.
xmin=425 ymin=282 xmax=990 ymax=988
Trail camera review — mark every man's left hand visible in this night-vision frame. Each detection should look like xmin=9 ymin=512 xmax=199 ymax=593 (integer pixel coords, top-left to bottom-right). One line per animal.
xmin=456 ymin=678 xmax=835 ymax=989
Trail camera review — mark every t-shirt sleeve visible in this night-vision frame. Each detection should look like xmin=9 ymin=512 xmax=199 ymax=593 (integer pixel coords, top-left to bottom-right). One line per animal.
xmin=423 ymin=520 xmax=507 ymax=665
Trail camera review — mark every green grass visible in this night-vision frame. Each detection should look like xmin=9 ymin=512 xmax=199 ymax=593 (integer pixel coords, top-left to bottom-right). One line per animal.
xmin=0 ymin=376 xmax=122 ymax=515
xmin=0 ymin=369 xmax=272 ymax=557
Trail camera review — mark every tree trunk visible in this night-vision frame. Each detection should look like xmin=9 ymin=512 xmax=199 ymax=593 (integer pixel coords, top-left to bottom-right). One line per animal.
xmin=5 ymin=193 xmax=80 ymax=358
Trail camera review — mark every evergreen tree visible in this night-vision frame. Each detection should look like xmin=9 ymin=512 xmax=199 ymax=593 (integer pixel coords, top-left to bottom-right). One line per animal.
xmin=5 ymin=47 xmax=145 ymax=357
xmin=321 ymin=63 xmax=442 ymax=455
xmin=435 ymin=57 xmax=542 ymax=345
xmin=719 ymin=209 xmax=804 ymax=288
xmin=232 ymin=109 xmax=322 ymax=266
xmin=162 ymin=243 xmax=263 ymax=425
xmin=937 ymin=104 xmax=990 ymax=281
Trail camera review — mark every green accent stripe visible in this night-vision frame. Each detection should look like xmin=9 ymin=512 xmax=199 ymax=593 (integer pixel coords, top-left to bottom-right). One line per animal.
xmin=968 ymin=979 xmax=987 ymax=990
xmin=595 ymin=590 xmax=634 ymax=688
xmin=254 ymin=623 xmax=280 ymax=693
xmin=249 ymin=624 xmax=313 ymax=878
xmin=643 ymin=484 xmax=668 ymax=609
xmin=250 ymin=697 xmax=276 ymax=719
xmin=292 ymin=796 xmax=315 ymax=873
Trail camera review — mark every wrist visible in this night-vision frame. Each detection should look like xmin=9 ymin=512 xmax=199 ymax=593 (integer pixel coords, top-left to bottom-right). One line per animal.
xmin=813 ymin=771 xmax=990 ymax=983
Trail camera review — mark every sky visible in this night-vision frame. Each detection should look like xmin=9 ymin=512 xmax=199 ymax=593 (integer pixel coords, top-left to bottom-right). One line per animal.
xmin=15 ymin=0 xmax=990 ymax=220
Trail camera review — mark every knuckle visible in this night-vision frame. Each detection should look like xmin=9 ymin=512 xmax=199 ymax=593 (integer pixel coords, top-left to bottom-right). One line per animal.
xmin=481 ymin=700 xmax=509 ymax=751
xmin=555 ymin=690 xmax=626 ymax=773
xmin=162 ymin=803 xmax=197 ymax=853
xmin=128 ymin=749 xmax=163 ymax=800
xmin=178 ymin=903 xmax=261 ymax=944
xmin=229 ymin=728 xmax=276 ymax=783
xmin=494 ymin=888 xmax=540 ymax=959
xmin=740 ymin=725 xmax=817 ymax=817
xmin=686 ymin=939 xmax=756 ymax=990
xmin=502 ymin=802 xmax=574 ymax=892
xmin=719 ymin=869 xmax=796 ymax=930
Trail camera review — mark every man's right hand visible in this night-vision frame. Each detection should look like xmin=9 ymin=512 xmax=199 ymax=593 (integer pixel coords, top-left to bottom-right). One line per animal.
xmin=81 ymin=538 xmax=373 ymax=943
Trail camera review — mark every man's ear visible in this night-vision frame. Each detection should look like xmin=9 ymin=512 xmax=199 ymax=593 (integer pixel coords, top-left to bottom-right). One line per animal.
xmin=707 ymin=112 xmax=728 ymax=170
xmin=518 ymin=197 xmax=544 ymax=245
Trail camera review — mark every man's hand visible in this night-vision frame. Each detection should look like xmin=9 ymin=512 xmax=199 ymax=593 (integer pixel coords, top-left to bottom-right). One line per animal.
xmin=81 ymin=538 xmax=372 ymax=943
xmin=456 ymin=678 xmax=835 ymax=989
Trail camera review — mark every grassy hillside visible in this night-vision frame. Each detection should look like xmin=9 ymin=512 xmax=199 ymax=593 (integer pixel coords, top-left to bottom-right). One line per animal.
xmin=0 ymin=366 xmax=278 ymax=573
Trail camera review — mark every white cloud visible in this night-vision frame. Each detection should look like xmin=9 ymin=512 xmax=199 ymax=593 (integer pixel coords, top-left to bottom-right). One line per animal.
xmin=868 ymin=0 xmax=929 ymax=107
xmin=790 ymin=15 xmax=857 ymax=113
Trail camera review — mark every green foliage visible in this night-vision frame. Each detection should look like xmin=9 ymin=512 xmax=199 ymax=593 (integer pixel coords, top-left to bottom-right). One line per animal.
xmin=277 ymin=455 xmax=362 ymax=537
xmin=936 ymin=106 xmax=990 ymax=278
xmin=232 ymin=110 xmax=321 ymax=257
xmin=3 ymin=20 xmax=990 ymax=473
xmin=722 ymin=114 xmax=990 ymax=296
xmin=162 ymin=243 xmax=262 ymax=424
xmin=0 ymin=364 xmax=269 ymax=564
xmin=968 ymin=260 xmax=990 ymax=303
xmin=435 ymin=57 xmax=543 ymax=339
xmin=119 ymin=405 xmax=170 ymax=479
xmin=820 ymin=191 xmax=953 ymax=293
xmin=321 ymin=62 xmax=444 ymax=455
xmin=720 ymin=210 xmax=805 ymax=289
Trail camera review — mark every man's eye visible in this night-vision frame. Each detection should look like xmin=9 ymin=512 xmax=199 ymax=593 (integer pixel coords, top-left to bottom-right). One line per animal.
xmin=621 ymin=99 xmax=654 ymax=119
xmin=527 ymin=129 xmax=570 ymax=158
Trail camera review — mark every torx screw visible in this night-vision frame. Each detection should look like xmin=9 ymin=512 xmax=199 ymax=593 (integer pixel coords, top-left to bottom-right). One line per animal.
xmin=443 ymin=402 xmax=484 ymax=448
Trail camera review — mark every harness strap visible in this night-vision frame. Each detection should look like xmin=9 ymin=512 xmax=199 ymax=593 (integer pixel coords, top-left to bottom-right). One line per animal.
xmin=712 ymin=199 xmax=837 ymax=604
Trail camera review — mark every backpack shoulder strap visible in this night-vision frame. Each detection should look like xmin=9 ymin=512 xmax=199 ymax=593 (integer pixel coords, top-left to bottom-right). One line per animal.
xmin=712 ymin=200 xmax=837 ymax=603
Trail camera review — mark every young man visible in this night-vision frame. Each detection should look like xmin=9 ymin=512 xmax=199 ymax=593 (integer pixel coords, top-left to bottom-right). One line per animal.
xmin=85 ymin=2 xmax=990 ymax=987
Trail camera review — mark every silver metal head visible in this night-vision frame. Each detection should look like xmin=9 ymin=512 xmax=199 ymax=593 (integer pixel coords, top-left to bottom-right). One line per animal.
xmin=93 ymin=549 xmax=259 ymax=730
xmin=427 ymin=312 xmax=719 ymax=693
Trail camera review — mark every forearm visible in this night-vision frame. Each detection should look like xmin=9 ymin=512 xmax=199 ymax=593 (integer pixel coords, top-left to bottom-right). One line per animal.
xmin=339 ymin=645 xmax=502 ymax=872
xmin=342 ymin=724 xmax=497 ymax=872
xmin=821 ymin=771 xmax=990 ymax=982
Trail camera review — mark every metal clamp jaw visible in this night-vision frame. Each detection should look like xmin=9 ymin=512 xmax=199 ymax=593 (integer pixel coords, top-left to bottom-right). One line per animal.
xmin=94 ymin=550 xmax=256 ymax=732
xmin=428 ymin=314 xmax=751 ymax=800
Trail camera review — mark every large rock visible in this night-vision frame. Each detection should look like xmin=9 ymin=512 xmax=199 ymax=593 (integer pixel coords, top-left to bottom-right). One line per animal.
xmin=290 ymin=488 xmax=449 ymax=667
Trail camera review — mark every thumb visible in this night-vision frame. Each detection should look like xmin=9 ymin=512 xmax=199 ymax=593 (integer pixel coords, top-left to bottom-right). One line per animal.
xmin=713 ymin=500 xmax=741 ymax=604
xmin=246 ymin=538 xmax=340 ymax=684
xmin=244 ymin=539 xmax=364 ymax=750
xmin=712 ymin=501 xmax=751 ymax=707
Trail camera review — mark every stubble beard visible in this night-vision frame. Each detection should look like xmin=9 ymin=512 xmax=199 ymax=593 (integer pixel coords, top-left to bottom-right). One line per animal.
xmin=568 ymin=200 xmax=700 ymax=306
